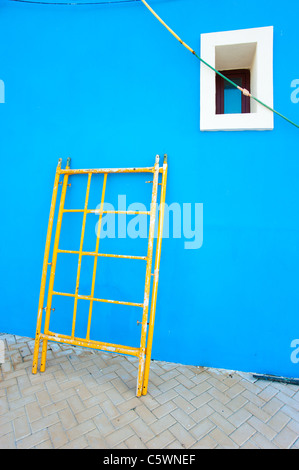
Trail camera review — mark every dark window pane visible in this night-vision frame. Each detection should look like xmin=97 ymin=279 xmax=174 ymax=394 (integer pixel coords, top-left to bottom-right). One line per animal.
xmin=224 ymin=78 xmax=242 ymax=114
xmin=216 ymin=70 xmax=251 ymax=115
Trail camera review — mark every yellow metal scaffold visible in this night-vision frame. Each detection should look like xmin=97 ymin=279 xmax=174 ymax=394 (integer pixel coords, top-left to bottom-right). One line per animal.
xmin=32 ymin=155 xmax=168 ymax=397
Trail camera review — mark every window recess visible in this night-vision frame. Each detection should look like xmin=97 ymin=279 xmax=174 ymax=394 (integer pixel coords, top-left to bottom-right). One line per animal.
xmin=200 ymin=27 xmax=274 ymax=131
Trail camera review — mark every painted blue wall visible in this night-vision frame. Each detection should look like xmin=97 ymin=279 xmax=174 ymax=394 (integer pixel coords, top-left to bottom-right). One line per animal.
xmin=0 ymin=0 xmax=299 ymax=378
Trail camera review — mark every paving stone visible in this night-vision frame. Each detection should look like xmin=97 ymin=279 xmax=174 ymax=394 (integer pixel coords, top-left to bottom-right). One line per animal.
xmin=291 ymin=438 xmax=299 ymax=449
xmin=76 ymin=404 xmax=102 ymax=424
xmin=34 ymin=439 xmax=54 ymax=449
xmin=267 ymin=410 xmax=291 ymax=433
xmin=209 ymin=428 xmax=239 ymax=449
xmin=125 ymin=434 xmax=147 ymax=449
xmin=61 ymin=435 xmax=89 ymax=449
xmin=229 ymin=422 xmax=256 ymax=447
xmin=190 ymin=435 xmax=217 ymax=449
xmin=13 ymin=415 xmax=31 ymax=441
xmin=130 ymin=417 xmax=156 ymax=443
xmin=0 ymin=420 xmax=13 ymax=438
xmin=170 ymin=408 xmax=196 ymax=431
xmin=150 ymin=413 xmax=177 ymax=434
xmin=146 ymin=429 xmax=175 ymax=449
xmin=190 ymin=403 xmax=214 ymax=423
xmin=86 ymin=430 xmax=110 ymax=449
xmin=209 ymin=411 xmax=236 ymax=435
xmin=287 ymin=419 xmax=299 ymax=435
xmin=1 ymin=334 xmax=299 ymax=450
xmin=273 ymin=426 xmax=298 ymax=449
xmin=93 ymin=412 xmax=115 ymax=436
xmin=227 ymin=407 xmax=252 ymax=427
xmin=190 ymin=418 xmax=215 ymax=440
xmin=48 ymin=422 xmax=69 ymax=448
xmin=67 ymin=395 xmax=85 ymax=415
xmin=25 ymin=401 xmax=43 ymax=423
xmin=152 ymin=400 xmax=177 ymax=419
xmin=250 ymin=432 xmax=279 ymax=449
xmin=67 ymin=419 xmax=96 ymax=441
xmin=154 ymin=388 xmax=178 ymax=405
xmin=42 ymin=399 xmax=69 ymax=418
xmin=30 ymin=412 xmax=60 ymax=434
xmin=169 ymin=422 xmax=196 ymax=448
xmin=191 ymin=392 xmax=213 ymax=409
xmin=262 ymin=397 xmax=284 ymax=417
xmin=58 ymin=406 xmax=77 ymax=430
xmin=165 ymin=439 xmax=185 ymax=449
xmin=135 ymin=404 xmax=157 ymax=425
xmin=247 ymin=416 xmax=277 ymax=441
xmin=105 ymin=425 xmax=134 ymax=447
xmin=36 ymin=390 xmax=53 ymax=407
xmin=0 ymin=432 xmax=16 ymax=449
xmin=16 ymin=429 xmax=49 ymax=449
xmin=208 ymin=398 xmax=234 ymax=419
xmin=111 ymin=409 xmax=138 ymax=428
xmin=258 ymin=385 xmax=278 ymax=402
xmin=172 ymin=395 xmax=196 ymax=415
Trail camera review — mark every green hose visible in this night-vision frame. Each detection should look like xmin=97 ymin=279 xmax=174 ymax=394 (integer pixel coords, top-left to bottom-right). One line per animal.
xmin=196 ymin=54 xmax=299 ymax=129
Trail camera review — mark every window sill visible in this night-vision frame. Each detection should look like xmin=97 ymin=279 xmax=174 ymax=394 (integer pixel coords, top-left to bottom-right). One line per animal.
xmin=200 ymin=110 xmax=274 ymax=132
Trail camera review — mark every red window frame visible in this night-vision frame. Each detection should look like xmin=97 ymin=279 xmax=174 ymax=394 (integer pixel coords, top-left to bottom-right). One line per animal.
xmin=216 ymin=69 xmax=251 ymax=115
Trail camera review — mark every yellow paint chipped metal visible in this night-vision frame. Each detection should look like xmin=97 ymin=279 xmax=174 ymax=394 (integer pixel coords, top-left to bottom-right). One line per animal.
xmin=32 ymin=155 xmax=168 ymax=396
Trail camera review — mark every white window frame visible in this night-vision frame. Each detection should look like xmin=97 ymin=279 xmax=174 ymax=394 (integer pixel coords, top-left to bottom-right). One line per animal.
xmin=200 ymin=26 xmax=274 ymax=131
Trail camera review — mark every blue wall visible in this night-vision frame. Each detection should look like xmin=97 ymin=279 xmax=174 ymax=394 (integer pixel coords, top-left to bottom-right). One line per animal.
xmin=0 ymin=0 xmax=299 ymax=378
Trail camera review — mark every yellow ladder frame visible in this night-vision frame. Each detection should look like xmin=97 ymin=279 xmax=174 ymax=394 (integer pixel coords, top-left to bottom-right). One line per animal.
xmin=32 ymin=155 xmax=168 ymax=397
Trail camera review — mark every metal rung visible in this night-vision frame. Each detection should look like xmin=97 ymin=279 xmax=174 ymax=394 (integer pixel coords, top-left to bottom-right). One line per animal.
xmin=41 ymin=332 xmax=140 ymax=357
xmin=57 ymin=249 xmax=147 ymax=260
xmin=59 ymin=167 xmax=157 ymax=175
xmin=52 ymin=291 xmax=144 ymax=308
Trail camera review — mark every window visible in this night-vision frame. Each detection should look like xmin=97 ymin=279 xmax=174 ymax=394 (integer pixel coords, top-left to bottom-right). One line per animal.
xmin=216 ymin=69 xmax=250 ymax=114
xmin=200 ymin=27 xmax=274 ymax=131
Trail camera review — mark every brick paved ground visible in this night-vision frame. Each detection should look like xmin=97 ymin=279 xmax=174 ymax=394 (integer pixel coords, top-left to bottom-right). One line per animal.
xmin=0 ymin=334 xmax=298 ymax=449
